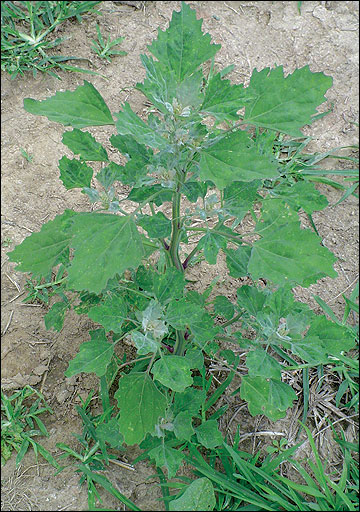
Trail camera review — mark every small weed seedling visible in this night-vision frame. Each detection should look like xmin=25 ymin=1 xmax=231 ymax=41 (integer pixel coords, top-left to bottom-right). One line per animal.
xmin=20 ymin=147 xmax=33 ymax=162
xmin=2 ymin=236 xmax=13 ymax=247
xmin=1 ymin=385 xmax=59 ymax=469
xmin=1 ymin=1 xmax=101 ymax=79
xmin=91 ymin=23 xmax=127 ymax=63
xmin=55 ymin=391 xmax=139 ymax=510
xmin=182 ymin=424 xmax=359 ymax=511
xmin=8 ymin=1 xmax=358 ymax=494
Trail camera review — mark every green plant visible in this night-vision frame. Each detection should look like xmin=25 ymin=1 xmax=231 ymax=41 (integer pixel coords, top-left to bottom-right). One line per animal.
xmin=20 ymin=147 xmax=33 ymax=162
xmin=178 ymin=423 xmax=359 ymax=511
xmin=2 ymin=236 xmax=13 ymax=247
xmin=91 ymin=23 xmax=127 ymax=62
xmin=1 ymin=1 xmax=101 ymax=79
xmin=313 ymin=283 xmax=359 ymax=413
xmin=55 ymin=391 xmax=140 ymax=511
xmin=1 ymin=385 xmax=59 ymax=468
xmin=7 ymin=0 xmax=358 ymax=489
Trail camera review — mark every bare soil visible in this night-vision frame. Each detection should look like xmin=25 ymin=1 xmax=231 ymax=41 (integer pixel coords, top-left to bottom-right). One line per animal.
xmin=1 ymin=1 xmax=359 ymax=510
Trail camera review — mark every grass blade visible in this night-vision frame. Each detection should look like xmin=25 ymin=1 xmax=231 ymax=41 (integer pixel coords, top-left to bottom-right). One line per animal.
xmin=333 ymin=181 xmax=359 ymax=206
xmin=78 ymin=463 xmax=141 ymax=511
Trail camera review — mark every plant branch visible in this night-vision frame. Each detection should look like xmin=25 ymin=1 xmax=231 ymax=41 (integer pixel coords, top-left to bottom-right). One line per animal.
xmin=169 ymin=178 xmax=185 ymax=272
xmin=219 ymin=312 xmax=242 ymax=329
xmin=182 ymin=244 xmax=201 ymax=269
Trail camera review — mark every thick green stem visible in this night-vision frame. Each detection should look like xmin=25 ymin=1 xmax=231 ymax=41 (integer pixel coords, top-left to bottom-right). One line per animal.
xmin=168 ymin=173 xmax=188 ymax=355
xmin=174 ymin=330 xmax=186 ymax=356
xmin=169 ymin=181 xmax=184 ymax=272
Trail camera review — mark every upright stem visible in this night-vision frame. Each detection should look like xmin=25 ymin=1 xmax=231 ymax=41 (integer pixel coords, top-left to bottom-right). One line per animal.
xmin=174 ymin=329 xmax=186 ymax=356
xmin=169 ymin=171 xmax=187 ymax=356
xmin=169 ymin=178 xmax=184 ymax=272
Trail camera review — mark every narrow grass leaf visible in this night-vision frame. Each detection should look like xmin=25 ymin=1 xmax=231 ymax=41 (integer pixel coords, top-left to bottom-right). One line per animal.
xmin=78 ymin=464 xmax=141 ymax=511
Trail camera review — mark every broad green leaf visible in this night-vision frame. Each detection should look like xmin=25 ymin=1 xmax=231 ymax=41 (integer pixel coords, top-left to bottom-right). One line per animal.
xmin=186 ymin=290 xmax=205 ymax=307
xmin=255 ymin=198 xmax=298 ymax=235
xmin=148 ymin=443 xmax=184 ymax=479
xmin=185 ymin=347 xmax=204 ymax=370
xmin=65 ymin=329 xmax=114 ymax=377
xmin=199 ymin=130 xmax=278 ymax=189
xmin=96 ymin=418 xmax=124 ymax=448
xmin=7 ymin=210 xmax=76 ymax=277
xmin=135 ymin=265 xmax=155 ymax=294
xmin=169 ymin=477 xmax=216 ymax=512
xmin=153 ymin=267 xmax=186 ymax=304
xmin=127 ymin=185 xmax=173 ymax=206
xmin=240 ymin=375 xmax=297 ymax=421
xmin=244 ymin=65 xmax=333 ymax=136
xmin=67 ymin=213 xmax=144 ymax=293
xmin=224 ymin=246 xmax=251 ymax=278
xmin=147 ymin=1 xmax=220 ymax=82
xmin=109 ymin=134 xmax=154 ymax=186
xmin=62 ymin=129 xmax=108 ymax=161
xmin=246 ymin=348 xmax=282 ymax=380
xmin=195 ymin=420 xmax=223 ymax=449
xmin=237 ymin=285 xmax=267 ymax=317
xmin=249 ymin=200 xmax=337 ymax=287
xmin=95 ymin=162 xmax=124 ymax=190
xmin=286 ymin=307 xmax=315 ymax=336
xmin=290 ymin=335 xmax=328 ymax=364
xmin=214 ymin=295 xmax=234 ymax=320
xmin=24 ymin=81 xmax=114 ymax=128
xmin=173 ymin=388 xmax=206 ymax=416
xmin=166 ymin=299 xmax=219 ymax=344
xmin=269 ymin=380 xmax=298 ymax=413
xmin=270 ymin=181 xmax=328 ymax=214
xmin=189 ymin=311 xmax=219 ymax=344
xmin=166 ymin=298 xmax=199 ymax=330
xmin=182 ymin=180 xmax=207 ymax=202
xmin=263 ymin=286 xmax=296 ymax=324
xmin=131 ymin=331 xmax=159 ymax=355
xmin=111 ymin=133 xmax=153 ymax=161
xmin=173 ymin=411 xmax=195 ymax=441
xmin=137 ymin=212 xmax=172 ymax=239
xmin=201 ymin=72 xmax=248 ymax=121
xmin=305 ymin=316 xmax=356 ymax=357
xmin=59 ymin=156 xmax=93 ymax=190
xmin=223 ymin=180 xmax=261 ymax=222
xmin=151 ymin=356 xmax=193 ymax=392
xmin=88 ymin=293 xmax=127 ymax=332
xmin=115 ymin=373 xmax=167 ymax=445
xmin=115 ymin=102 xmax=168 ymax=150
xmin=197 ymin=231 xmax=227 ymax=264
xmin=44 ymin=301 xmax=68 ymax=332
xmin=167 ymin=300 xmax=219 ymax=343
